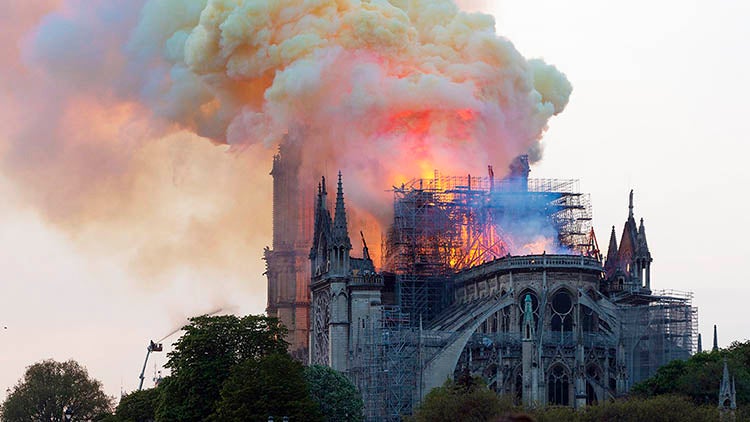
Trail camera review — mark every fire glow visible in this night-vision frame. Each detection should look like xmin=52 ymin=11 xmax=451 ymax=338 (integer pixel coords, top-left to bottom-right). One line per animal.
xmin=382 ymin=166 xmax=592 ymax=275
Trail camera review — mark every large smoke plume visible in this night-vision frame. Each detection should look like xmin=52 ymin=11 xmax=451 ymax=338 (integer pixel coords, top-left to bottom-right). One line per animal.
xmin=1 ymin=0 xmax=571 ymax=280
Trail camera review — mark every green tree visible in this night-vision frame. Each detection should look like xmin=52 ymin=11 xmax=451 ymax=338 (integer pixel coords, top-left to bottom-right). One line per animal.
xmin=411 ymin=371 xmax=512 ymax=422
xmin=114 ymin=388 xmax=159 ymax=421
xmin=155 ymin=314 xmax=288 ymax=421
xmin=304 ymin=365 xmax=364 ymax=422
xmin=529 ymin=395 xmax=721 ymax=422
xmin=1 ymin=359 xmax=113 ymax=422
xmin=632 ymin=340 xmax=750 ymax=406
xmin=210 ymin=353 xmax=322 ymax=421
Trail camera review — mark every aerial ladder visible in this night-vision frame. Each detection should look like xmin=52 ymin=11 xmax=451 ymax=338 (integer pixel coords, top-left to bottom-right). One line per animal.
xmin=136 ymin=308 xmax=224 ymax=390
xmin=138 ymin=340 xmax=163 ymax=391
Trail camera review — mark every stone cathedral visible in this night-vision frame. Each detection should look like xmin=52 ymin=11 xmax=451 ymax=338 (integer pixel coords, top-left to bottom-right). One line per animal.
xmin=266 ymin=144 xmax=697 ymax=420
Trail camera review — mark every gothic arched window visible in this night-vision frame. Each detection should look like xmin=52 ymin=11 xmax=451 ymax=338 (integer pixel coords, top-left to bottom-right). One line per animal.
xmin=550 ymin=290 xmax=574 ymax=332
xmin=548 ymin=364 xmax=570 ymax=406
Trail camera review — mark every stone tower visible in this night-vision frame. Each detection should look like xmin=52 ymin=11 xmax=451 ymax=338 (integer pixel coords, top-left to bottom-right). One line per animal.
xmin=264 ymin=135 xmax=313 ymax=360
xmin=604 ymin=190 xmax=652 ymax=293
xmin=309 ymin=173 xmax=383 ymax=371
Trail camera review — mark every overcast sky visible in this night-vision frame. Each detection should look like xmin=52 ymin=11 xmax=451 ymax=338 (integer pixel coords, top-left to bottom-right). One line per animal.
xmin=1 ymin=0 xmax=748 ymax=401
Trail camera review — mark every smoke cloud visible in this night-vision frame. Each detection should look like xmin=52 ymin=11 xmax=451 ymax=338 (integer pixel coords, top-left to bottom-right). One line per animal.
xmin=454 ymin=0 xmax=490 ymax=12
xmin=1 ymin=0 xmax=571 ymax=279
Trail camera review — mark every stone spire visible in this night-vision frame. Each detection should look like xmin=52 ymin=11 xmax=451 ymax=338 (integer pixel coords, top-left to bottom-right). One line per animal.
xmin=312 ymin=176 xmax=329 ymax=242
xmin=617 ymin=190 xmax=639 ymax=266
xmin=332 ymin=171 xmax=352 ymax=249
xmin=697 ymin=333 xmax=703 ymax=353
xmin=721 ymin=359 xmax=731 ymax=392
xmin=605 ymin=225 xmax=618 ymax=269
xmin=310 ymin=176 xmax=333 ymax=276
xmin=713 ymin=325 xmax=719 ymax=352
xmin=637 ymin=218 xmax=650 ymax=257
xmin=322 ymin=176 xmax=328 ymax=205
xmin=719 ymin=359 xmax=737 ymax=410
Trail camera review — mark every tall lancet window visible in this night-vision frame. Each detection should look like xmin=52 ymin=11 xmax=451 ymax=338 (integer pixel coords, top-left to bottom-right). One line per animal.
xmin=548 ymin=364 xmax=570 ymax=406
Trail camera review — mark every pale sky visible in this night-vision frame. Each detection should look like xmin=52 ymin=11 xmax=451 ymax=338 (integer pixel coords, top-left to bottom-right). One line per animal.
xmin=1 ymin=0 xmax=748 ymax=402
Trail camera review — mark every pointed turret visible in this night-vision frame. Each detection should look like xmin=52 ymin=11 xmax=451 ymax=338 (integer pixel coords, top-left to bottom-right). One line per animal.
xmin=721 ymin=359 xmax=731 ymax=391
xmin=321 ymin=176 xmax=328 ymax=209
xmin=611 ymin=189 xmax=653 ymax=291
xmin=719 ymin=359 xmax=737 ymax=410
xmin=313 ymin=180 xmax=325 ymax=222
xmin=310 ymin=182 xmax=322 ymax=255
xmin=636 ymin=217 xmax=653 ymax=290
xmin=617 ymin=191 xmax=639 ymax=269
xmin=332 ymin=172 xmax=352 ymax=250
xmin=605 ymin=226 xmax=618 ymax=270
xmin=637 ymin=218 xmax=651 ymax=257
xmin=713 ymin=325 xmax=719 ymax=352
xmin=310 ymin=176 xmax=335 ymax=278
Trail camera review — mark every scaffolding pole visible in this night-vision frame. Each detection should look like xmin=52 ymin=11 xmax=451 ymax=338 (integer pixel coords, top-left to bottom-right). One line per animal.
xmin=618 ymin=289 xmax=697 ymax=386
xmin=350 ymin=307 xmax=419 ymax=422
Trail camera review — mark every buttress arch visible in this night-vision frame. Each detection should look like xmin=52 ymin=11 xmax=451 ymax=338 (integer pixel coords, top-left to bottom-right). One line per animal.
xmin=420 ymin=291 xmax=517 ymax=398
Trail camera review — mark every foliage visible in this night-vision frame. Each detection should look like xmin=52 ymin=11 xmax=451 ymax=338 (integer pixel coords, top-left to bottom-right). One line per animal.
xmin=154 ymin=314 xmax=288 ymax=421
xmin=0 ymin=359 xmax=113 ymax=422
xmin=114 ymin=388 xmax=159 ymax=422
xmin=96 ymin=415 xmax=124 ymax=422
xmin=413 ymin=366 xmax=748 ymax=422
xmin=411 ymin=371 xmax=513 ymax=422
xmin=631 ymin=340 xmax=750 ymax=406
xmin=529 ymin=395 xmax=721 ymax=422
xmin=210 ymin=353 xmax=322 ymax=421
xmin=304 ymin=365 xmax=364 ymax=422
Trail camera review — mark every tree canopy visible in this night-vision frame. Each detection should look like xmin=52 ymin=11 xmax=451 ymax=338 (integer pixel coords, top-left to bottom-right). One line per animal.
xmin=114 ymin=388 xmax=159 ymax=422
xmin=411 ymin=370 xmax=512 ymax=422
xmin=528 ymin=395 xmax=722 ymax=422
xmin=631 ymin=340 xmax=750 ymax=406
xmin=304 ymin=365 xmax=364 ymax=422
xmin=155 ymin=314 xmax=288 ymax=421
xmin=1 ymin=359 xmax=113 ymax=422
xmin=211 ymin=353 xmax=322 ymax=421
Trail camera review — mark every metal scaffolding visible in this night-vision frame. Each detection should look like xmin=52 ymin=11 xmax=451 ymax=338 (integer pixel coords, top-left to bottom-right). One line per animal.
xmin=350 ymin=307 xmax=419 ymax=422
xmin=350 ymin=315 xmax=385 ymax=421
xmin=618 ymin=289 xmax=698 ymax=386
xmin=382 ymin=170 xmax=595 ymax=323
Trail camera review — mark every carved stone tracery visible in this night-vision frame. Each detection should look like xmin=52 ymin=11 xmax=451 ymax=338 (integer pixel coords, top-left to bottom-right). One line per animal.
xmin=312 ymin=289 xmax=331 ymax=365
